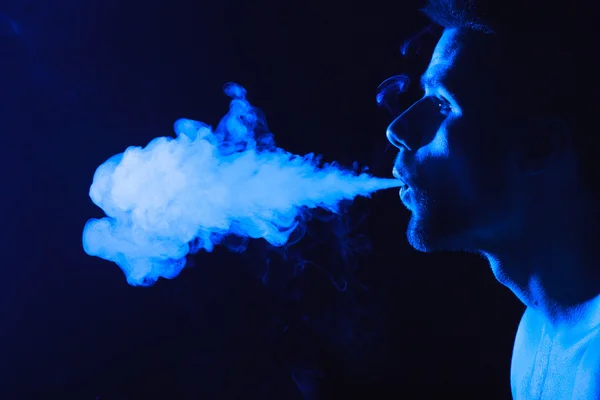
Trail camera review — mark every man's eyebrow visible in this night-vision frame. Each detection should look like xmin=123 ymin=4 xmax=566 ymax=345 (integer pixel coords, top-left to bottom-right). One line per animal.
xmin=419 ymin=63 xmax=452 ymax=90
xmin=419 ymin=74 xmax=439 ymax=90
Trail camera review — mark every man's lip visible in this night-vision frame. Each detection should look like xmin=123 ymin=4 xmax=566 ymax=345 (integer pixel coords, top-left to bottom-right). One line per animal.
xmin=400 ymin=185 xmax=411 ymax=202
xmin=392 ymin=167 xmax=409 ymax=187
xmin=392 ymin=167 xmax=403 ymax=181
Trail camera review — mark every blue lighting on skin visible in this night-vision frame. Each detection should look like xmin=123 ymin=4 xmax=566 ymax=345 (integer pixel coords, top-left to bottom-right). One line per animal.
xmin=82 ymin=83 xmax=401 ymax=286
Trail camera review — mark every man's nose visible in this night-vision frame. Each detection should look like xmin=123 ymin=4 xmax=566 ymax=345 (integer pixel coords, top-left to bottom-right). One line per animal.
xmin=386 ymin=99 xmax=428 ymax=151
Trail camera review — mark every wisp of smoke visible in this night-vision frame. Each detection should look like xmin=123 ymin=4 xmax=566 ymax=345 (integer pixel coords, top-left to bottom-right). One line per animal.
xmin=82 ymin=83 xmax=400 ymax=286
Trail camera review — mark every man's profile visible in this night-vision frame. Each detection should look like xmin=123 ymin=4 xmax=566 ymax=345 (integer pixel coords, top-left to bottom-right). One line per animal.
xmin=384 ymin=0 xmax=598 ymax=398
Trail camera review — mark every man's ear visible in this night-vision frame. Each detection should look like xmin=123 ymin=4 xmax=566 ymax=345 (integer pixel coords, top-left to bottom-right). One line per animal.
xmin=517 ymin=117 xmax=572 ymax=176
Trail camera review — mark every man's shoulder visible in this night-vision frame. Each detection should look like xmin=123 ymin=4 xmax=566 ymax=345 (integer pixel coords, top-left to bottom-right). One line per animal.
xmin=511 ymin=307 xmax=600 ymax=399
xmin=512 ymin=307 xmax=542 ymax=353
xmin=572 ymin=325 xmax=600 ymax=398
xmin=510 ymin=307 xmax=541 ymax=398
xmin=579 ymin=324 xmax=600 ymax=370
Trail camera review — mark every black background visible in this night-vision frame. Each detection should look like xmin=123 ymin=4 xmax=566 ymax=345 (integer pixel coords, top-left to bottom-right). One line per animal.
xmin=1 ymin=0 xmax=523 ymax=398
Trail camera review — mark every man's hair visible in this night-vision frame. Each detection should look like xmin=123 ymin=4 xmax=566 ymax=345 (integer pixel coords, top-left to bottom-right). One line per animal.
xmin=419 ymin=0 xmax=596 ymax=193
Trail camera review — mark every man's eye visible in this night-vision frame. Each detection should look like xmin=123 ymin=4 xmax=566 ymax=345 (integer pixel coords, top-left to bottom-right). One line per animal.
xmin=431 ymin=97 xmax=452 ymax=114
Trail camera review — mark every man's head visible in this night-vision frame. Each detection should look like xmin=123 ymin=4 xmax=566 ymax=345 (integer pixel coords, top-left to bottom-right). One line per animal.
xmin=385 ymin=0 xmax=593 ymax=253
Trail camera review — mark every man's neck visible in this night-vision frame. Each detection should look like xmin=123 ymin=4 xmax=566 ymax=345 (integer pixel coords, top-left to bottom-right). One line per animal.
xmin=480 ymin=208 xmax=600 ymax=338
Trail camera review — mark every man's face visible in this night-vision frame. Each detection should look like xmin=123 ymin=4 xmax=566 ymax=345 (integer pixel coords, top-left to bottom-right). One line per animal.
xmin=387 ymin=28 xmax=525 ymax=252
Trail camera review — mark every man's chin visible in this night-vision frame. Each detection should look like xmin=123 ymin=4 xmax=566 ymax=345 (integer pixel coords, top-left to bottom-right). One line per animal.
xmin=406 ymin=215 xmax=464 ymax=253
xmin=406 ymin=221 xmax=435 ymax=252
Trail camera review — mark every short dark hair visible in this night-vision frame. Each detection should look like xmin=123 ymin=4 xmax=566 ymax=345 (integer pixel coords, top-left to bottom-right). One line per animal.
xmin=420 ymin=0 xmax=596 ymax=193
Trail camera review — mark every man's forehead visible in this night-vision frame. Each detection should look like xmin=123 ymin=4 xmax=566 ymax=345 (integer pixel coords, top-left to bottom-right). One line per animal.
xmin=421 ymin=29 xmax=462 ymax=88
xmin=430 ymin=28 xmax=462 ymax=66
xmin=420 ymin=28 xmax=499 ymax=93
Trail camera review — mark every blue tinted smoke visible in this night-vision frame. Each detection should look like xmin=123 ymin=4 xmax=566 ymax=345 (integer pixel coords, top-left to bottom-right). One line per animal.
xmin=82 ymin=83 xmax=400 ymax=286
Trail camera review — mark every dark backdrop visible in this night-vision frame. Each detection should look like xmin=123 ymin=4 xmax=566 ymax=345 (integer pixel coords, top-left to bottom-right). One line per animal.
xmin=1 ymin=0 xmax=523 ymax=399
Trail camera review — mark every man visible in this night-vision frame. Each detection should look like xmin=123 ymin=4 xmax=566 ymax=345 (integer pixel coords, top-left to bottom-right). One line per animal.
xmin=384 ymin=1 xmax=598 ymax=398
